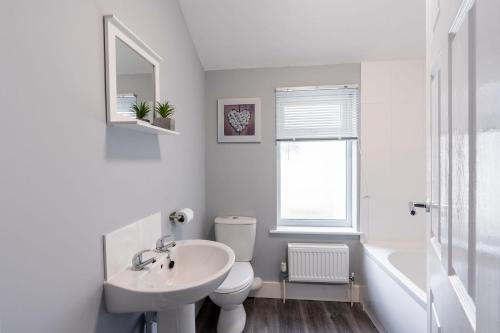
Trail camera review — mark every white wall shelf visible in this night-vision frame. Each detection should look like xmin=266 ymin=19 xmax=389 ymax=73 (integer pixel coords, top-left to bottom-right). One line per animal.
xmin=104 ymin=15 xmax=179 ymax=137
xmin=112 ymin=120 xmax=180 ymax=135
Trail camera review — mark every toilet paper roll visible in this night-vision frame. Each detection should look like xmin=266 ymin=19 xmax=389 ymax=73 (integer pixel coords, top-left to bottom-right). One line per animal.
xmin=175 ymin=208 xmax=194 ymax=224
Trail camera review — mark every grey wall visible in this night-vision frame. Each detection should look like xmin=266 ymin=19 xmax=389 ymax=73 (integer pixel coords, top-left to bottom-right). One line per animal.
xmin=205 ymin=65 xmax=362 ymax=286
xmin=117 ymin=73 xmax=155 ymax=122
xmin=117 ymin=73 xmax=155 ymax=103
xmin=0 ymin=1 xmax=206 ymax=332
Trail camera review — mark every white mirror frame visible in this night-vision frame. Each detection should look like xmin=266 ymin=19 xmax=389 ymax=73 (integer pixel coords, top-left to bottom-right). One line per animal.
xmin=104 ymin=15 xmax=162 ymax=124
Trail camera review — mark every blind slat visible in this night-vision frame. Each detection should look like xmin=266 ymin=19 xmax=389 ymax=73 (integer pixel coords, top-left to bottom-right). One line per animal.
xmin=276 ymin=87 xmax=359 ymax=140
xmin=117 ymin=94 xmax=137 ymax=117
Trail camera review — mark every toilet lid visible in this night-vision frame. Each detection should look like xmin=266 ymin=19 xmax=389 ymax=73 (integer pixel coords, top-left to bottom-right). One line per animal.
xmin=214 ymin=262 xmax=254 ymax=294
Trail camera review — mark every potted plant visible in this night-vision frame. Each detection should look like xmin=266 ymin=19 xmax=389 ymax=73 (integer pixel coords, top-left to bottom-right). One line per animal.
xmin=131 ymin=101 xmax=150 ymax=122
xmin=154 ymin=101 xmax=175 ymax=130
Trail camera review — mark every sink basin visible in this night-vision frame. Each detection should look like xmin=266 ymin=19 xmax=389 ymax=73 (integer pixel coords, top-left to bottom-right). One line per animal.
xmin=105 ymin=239 xmax=235 ymax=312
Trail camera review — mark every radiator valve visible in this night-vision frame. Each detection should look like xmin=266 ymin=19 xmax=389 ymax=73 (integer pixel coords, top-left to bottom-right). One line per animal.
xmin=280 ymin=261 xmax=288 ymax=280
xmin=280 ymin=261 xmax=288 ymax=304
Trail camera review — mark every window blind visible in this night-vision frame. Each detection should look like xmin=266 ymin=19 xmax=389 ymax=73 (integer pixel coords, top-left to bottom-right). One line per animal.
xmin=276 ymin=86 xmax=359 ymax=140
xmin=117 ymin=93 xmax=137 ymax=118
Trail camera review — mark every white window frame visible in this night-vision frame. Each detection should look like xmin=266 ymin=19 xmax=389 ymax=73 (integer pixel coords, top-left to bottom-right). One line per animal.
xmin=275 ymin=85 xmax=359 ymax=229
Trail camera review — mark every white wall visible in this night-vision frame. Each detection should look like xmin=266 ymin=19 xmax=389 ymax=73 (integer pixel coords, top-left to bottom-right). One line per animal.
xmin=0 ymin=0 xmax=206 ymax=332
xmin=360 ymin=60 xmax=426 ymax=242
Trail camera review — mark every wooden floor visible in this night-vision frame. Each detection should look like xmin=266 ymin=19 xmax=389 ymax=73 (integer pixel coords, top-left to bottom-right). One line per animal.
xmin=196 ymin=298 xmax=378 ymax=333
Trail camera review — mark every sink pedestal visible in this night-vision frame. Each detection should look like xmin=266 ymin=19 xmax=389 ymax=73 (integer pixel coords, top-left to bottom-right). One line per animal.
xmin=157 ymin=304 xmax=195 ymax=333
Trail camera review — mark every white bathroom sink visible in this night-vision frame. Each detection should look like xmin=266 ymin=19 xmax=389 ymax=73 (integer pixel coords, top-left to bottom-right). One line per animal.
xmin=104 ymin=239 xmax=235 ymax=313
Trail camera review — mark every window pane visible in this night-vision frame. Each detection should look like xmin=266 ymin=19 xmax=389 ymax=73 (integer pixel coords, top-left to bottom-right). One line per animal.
xmin=117 ymin=94 xmax=137 ymax=118
xmin=279 ymin=141 xmax=347 ymax=220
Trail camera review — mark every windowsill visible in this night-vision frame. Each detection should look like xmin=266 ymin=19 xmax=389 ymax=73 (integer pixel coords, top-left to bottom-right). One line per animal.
xmin=269 ymin=226 xmax=362 ymax=236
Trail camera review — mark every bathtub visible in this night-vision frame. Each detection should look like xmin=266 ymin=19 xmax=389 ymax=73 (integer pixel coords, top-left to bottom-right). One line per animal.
xmin=361 ymin=242 xmax=427 ymax=333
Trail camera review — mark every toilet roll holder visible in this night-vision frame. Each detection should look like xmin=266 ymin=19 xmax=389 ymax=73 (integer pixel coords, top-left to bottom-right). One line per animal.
xmin=169 ymin=211 xmax=187 ymax=223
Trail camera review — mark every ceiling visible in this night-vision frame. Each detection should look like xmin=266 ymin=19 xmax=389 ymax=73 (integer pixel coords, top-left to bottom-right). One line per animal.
xmin=178 ymin=0 xmax=425 ymax=70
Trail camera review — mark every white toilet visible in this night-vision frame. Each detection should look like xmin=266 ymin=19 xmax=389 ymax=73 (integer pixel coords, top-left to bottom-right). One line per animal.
xmin=209 ymin=216 xmax=257 ymax=333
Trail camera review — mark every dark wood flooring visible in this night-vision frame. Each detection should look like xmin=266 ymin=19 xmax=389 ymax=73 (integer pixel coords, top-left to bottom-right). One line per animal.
xmin=196 ymin=298 xmax=378 ymax=333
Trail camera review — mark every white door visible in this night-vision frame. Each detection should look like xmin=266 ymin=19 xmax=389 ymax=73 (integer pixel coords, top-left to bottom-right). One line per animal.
xmin=426 ymin=0 xmax=500 ymax=332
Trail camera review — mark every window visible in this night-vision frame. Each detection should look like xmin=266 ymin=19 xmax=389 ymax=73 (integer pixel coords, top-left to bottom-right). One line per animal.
xmin=117 ymin=93 xmax=137 ymax=118
xmin=276 ymin=86 xmax=359 ymax=227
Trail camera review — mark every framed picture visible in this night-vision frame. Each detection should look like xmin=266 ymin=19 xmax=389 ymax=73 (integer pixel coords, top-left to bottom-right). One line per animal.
xmin=218 ymin=98 xmax=261 ymax=143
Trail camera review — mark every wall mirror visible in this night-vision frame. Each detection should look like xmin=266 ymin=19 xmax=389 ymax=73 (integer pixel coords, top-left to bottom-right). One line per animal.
xmin=104 ymin=15 xmax=175 ymax=134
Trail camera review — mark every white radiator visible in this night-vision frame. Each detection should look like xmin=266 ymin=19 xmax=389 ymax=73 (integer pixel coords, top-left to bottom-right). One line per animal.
xmin=287 ymin=243 xmax=349 ymax=283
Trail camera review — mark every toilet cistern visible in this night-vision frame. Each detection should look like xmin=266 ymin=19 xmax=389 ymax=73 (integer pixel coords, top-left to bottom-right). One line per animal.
xmin=209 ymin=216 xmax=259 ymax=333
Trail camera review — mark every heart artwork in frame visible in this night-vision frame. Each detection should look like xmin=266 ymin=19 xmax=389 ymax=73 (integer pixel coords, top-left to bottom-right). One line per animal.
xmin=218 ymin=98 xmax=261 ymax=143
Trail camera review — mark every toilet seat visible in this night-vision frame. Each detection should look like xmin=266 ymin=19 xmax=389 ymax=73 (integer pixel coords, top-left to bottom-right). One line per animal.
xmin=214 ymin=262 xmax=253 ymax=294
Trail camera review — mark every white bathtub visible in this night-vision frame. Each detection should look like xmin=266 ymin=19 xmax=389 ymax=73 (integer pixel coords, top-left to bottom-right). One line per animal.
xmin=361 ymin=242 xmax=427 ymax=333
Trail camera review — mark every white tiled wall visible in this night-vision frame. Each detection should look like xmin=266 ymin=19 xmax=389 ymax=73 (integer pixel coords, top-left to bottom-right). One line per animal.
xmin=103 ymin=212 xmax=162 ymax=280
xmin=360 ymin=60 xmax=426 ymax=242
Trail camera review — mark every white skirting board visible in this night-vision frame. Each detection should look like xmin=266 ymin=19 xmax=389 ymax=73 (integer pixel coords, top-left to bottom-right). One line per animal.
xmin=361 ymin=301 xmax=386 ymax=333
xmin=249 ymin=281 xmax=360 ymax=303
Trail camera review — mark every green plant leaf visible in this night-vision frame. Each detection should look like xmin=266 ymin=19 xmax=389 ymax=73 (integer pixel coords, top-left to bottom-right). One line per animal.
xmin=131 ymin=101 xmax=150 ymax=119
xmin=155 ymin=101 xmax=175 ymax=118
